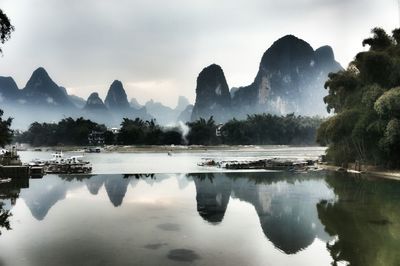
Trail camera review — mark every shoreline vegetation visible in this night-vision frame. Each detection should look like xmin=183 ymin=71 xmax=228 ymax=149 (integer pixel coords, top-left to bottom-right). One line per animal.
xmin=12 ymin=114 xmax=323 ymax=147
xmin=317 ymin=28 xmax=400 ymax=169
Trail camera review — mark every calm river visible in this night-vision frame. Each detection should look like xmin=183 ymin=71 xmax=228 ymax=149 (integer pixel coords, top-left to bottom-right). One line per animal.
xmin=0 ymin=147 xmax=399 ymax=266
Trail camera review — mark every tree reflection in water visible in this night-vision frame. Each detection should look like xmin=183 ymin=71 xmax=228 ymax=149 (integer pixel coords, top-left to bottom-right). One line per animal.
xmin=317 ymin=172 xmax=400 ymax=266
xmin=0 ymin=176 xmax=29 ymax=235
xmin=0 ymin=204 xmax=11 ymax=235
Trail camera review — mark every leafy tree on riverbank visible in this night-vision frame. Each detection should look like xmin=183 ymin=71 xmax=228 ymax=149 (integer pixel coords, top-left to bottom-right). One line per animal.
xmin=0 ymin=109 xmax=13 ymax=147
xmin=317 ymin=28 xmax=400 ymax=168
xmin=15 ymin=114 xmax=322 ymax=146
xmin=221 ymin=114 xmax=322 ymax=145
xmin=118 ymin=118 xmax=183 ymax=145
xmin=0 ymin=10 xmax=14 ymax=147
xmin=187 ymin=117 xmax=220 ymax=145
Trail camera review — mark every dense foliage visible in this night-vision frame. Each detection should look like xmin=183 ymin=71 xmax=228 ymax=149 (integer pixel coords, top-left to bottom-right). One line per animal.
xmin=0 ymin=8 xmax=14 ymax=54
xmin=15 ymin=114 xmax=322 ymax=147
xmin=187 ymin=114 xmax=322 ymax=145
xmin=118 ymin=118 xmax=183 ymax=145
xmin=187 ymin=117 xmax=220 ymax=145
xmin=15 ymin=117 xmax=107 ymax=146
xmin=317 ymin=28 xmax=400 ymax=168
xmin=0 ymin=109 xmax=13 ymax=147
xmin=222 ymin=114 xmax=321 ymax=145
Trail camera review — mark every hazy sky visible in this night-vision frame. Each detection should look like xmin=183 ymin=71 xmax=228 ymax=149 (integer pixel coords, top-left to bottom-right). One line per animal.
xmin=0 ymin=0 xmax=398 ymax=107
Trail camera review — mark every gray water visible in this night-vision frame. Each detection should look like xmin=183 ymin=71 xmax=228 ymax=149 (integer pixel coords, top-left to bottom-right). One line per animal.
xmin=1 ymin=147 xmax=400 ymax=266
xmin=18 ymin=146 xmax=326 ymax=174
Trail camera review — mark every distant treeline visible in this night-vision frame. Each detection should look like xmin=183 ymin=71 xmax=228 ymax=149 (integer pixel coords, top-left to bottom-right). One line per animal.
xmin=188 ymin=114 xmax=323 ymax=145
xmin=13 ymin=114 xmax=323 ymax=146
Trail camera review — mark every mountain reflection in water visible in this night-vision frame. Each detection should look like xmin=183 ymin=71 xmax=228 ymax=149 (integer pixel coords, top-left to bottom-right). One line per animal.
xmin=0 ymin=172 xmax=400 ymax=266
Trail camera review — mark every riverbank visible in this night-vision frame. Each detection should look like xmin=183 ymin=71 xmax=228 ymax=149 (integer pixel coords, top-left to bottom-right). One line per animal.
xmin=14 ymin=144 xmax=325 ymax=154
xmin=318 ymin=164 xmax=400 ymax=181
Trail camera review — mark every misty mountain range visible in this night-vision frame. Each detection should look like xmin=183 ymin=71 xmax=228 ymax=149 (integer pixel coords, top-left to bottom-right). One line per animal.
xmin=0 ymin=34 xmax=342 ymax=129
xmin=0 ymin=67 xmax=189 ymax=129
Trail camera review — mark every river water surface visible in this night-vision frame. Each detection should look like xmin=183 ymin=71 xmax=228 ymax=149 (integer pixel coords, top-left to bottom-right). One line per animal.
xmin=0 ymin=147 xmax=399 ymax=266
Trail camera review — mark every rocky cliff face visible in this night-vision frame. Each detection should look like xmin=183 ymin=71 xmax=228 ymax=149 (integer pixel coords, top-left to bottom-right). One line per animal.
xmin=84 ymin=92 xmax=108 ymax=110
xmin=82 ymin=92 xmax=113 ymax=124
xmin=232 ymin=35 xmax=342 ymax=117
xmin=22 ymin=67 xmax=75 ymax=108
xmin=0 ymin=76 xmax=20 ymax=101
xmin=191 ymin=64 xmax=231 ymax=122
xmin=104 ymin=80 xmax=131 ymax=110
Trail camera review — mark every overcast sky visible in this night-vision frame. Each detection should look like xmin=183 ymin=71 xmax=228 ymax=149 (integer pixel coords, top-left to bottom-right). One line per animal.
xmin=0 ymin=0 xmax=398 ymax=107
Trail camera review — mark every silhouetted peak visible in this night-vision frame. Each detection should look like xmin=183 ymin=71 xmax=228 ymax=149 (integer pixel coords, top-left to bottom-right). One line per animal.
xmin=191 ymin=64 xmax=231 ymax=122
xmin=84 ymin=92 xmax=107 ymax=110
xmin=0 ymin=76 xmax=20 ymax=100
xmin=199 ymin=64 xmax=223 ymax=77
xmin=260 ymin=35 xmax=314 ymax=68
xmin=105 ymin=80 xmax=130 ymax=110
xmin=315 ymin=45 xmax=335 ymax=62
xmin=196 ymin=64 xmax=230 ymax=96
xmin=32 ymin=67 xmax=49 ymax=77
xmin=26 ymin=67 xmax=52 ymax=86
xmin=23 ymin=67 xmax=74 ymax=107
xmin=0 ymin=76 xmax=18 ymax=88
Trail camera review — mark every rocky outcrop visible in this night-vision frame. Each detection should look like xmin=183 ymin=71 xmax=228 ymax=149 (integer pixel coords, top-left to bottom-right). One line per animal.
xmin=232 ymin=35 xmax=342 ymax=117
xmin=84 ymin=92 xmax=107 ymax=110
xmin=0 ymin=76 xmax=20 ymax=101
xmin=22 ymin=67 xmax=75 ymax=108
xmin=105 ymin=80 xmax=131 ymax=110
xmin=191 ymin=64 xmax=231 ymax=122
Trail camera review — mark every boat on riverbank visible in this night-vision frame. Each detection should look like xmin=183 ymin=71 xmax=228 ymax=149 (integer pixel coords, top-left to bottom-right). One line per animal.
xmin=29 ymin=152 xmax=92 ymax=174
xmin=199 ymin=158 xmax=321 ymax=172
xmin=0 ymin=147 xmax=30 ymax=178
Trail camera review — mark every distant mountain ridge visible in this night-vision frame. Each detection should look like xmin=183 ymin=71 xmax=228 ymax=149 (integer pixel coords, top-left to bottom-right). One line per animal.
xmin=0 ymin=68 xmax=154 ymax=129
xmin=144 ymin=96 xmax=192 ymax=125
xmin=1 ymin=34 xmax=341 ymax=128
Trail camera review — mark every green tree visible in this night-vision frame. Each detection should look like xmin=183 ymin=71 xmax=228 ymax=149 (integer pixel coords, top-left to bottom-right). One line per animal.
xmin=318 ymin=28 xmax=400 ymax=168
xmin=0 ymin=109 xmax=13 ymax=147
xmin=0 ymin=8 xmax=14 ymax=54
xmin=187 ymin=117 xmax=219 ymax=145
